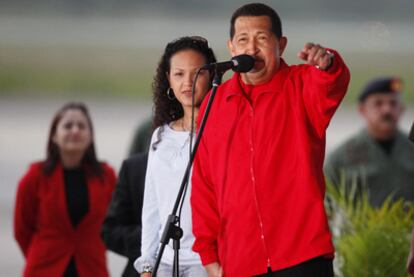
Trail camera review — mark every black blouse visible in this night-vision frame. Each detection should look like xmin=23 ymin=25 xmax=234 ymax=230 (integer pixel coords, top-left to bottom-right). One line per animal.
xmin=63 ymin=167 xmax=89 ymax=277
xmin=63 ymin=168 xmax=89 ymax=227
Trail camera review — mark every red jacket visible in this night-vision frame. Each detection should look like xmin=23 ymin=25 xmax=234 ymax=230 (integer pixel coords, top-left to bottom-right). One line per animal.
xmin=14 ymin=162 xmax=116 ymax=277
xmin=191 ymin=50 xmax=350 ymax=276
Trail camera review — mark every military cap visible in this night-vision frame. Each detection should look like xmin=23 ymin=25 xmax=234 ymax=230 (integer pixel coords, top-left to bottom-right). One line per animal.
xmin=359 ymin=77 xmax=403 ymax=102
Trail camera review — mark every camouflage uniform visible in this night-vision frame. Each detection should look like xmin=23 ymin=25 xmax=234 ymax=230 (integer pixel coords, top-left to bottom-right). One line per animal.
xmin=325 ymin=128 xmax=414 ymax=206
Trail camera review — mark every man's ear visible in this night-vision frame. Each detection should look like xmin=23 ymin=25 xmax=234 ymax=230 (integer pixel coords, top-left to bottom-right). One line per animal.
xmin=278 ymin=36 xmax=288 ymax=56
xmin=227 ymin=39 xmax=235 ymax=56
xmin=358 ymin=103 xmax=365 ymax=116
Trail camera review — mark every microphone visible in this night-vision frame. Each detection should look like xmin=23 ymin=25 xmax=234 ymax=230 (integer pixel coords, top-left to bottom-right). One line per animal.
xmin=202 ymin=54 xmax=255 ymax=73
xmin=409 ymin=122 xmax=414 ymax=142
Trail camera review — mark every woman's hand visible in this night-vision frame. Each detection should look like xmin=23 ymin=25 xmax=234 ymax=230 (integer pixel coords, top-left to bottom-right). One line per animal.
xmin=205 ymin=262 xmax=223 ymax=277
xmin=141 ymin=273 xmax=151 ymax=277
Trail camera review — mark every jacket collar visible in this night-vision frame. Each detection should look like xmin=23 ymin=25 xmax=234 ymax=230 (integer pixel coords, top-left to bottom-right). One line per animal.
xmin=225 ymin=58 xmax=290 ymax=101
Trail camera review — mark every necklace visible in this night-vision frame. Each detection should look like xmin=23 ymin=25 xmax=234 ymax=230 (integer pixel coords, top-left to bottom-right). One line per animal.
xmin=181 ymin=118 xmax=193 ymax=132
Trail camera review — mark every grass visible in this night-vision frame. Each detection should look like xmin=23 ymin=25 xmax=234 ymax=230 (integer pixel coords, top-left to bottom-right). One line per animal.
xmin=326 ymin=180 xmax=414 ymax=276
xmin=341 ymin=51 xmax=414 ymax=104
xmin=0 ymin=46 xmax=159 ymax=99
xmin=0 ymin=46 xmax=413 ymax=104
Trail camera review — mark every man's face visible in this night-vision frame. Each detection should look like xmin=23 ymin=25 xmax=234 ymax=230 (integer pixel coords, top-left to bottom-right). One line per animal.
xmin=228 ymin=15 xmax=287 ymax=85
xmin=359 ymin=93 xmax=404 ymax=139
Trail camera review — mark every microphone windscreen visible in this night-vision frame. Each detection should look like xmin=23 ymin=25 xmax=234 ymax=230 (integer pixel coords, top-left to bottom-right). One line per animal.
xmin=232 ymin=54 xmax=255 ymax=73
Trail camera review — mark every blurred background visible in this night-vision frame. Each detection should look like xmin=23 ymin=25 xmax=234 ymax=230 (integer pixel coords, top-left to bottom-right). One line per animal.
xmin=1 ymin=0 xmax=413 ymax=275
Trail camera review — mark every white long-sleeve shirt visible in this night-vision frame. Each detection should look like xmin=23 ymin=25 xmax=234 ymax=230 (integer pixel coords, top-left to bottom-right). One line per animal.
xmin=134 ymin=124 xmax=202 ymax=272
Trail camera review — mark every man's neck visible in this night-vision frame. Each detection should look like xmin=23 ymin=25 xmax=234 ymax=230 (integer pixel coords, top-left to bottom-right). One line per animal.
xmin=367 ymin=127 xmax=397 ymax=142
xmin=240 ymin=64 xmax=279 ymax=86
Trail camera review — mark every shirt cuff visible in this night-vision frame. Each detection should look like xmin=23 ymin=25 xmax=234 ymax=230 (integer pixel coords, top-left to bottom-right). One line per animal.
xmin=134 ymin=256 xmax=156 ymax=273
xmin=199 ymin=248 xmax=219 ymax=266
xmin=319 ymin=48 xmax=340 ymax=74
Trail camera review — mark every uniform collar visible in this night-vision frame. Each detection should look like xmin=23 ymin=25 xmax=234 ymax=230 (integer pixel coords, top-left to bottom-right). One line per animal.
xmin=360 ymin=128 xmax=408 ymax=157
xmin=225 ymin=58 xmax=289 ymax=101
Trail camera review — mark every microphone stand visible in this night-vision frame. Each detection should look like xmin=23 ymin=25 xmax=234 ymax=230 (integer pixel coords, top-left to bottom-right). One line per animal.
xmin=152 ymin=70 xmax=224 ymax=277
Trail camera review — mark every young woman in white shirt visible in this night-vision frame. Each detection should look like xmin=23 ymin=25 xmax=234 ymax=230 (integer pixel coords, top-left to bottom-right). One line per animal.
xmin=134 ymin=36 xmax=216 ymax=277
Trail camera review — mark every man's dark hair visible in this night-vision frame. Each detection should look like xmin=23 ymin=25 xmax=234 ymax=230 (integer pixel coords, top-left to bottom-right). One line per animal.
xmin=230 ymin=3 xmax=282 ymax=39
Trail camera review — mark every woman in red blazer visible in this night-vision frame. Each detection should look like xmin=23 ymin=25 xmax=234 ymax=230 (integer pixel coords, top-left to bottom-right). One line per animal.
xmin=14 ymin=102 xmax=116 ymax=277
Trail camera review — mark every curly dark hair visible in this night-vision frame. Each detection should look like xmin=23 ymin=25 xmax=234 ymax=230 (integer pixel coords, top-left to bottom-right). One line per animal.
xmin=151 ymin=36 xmax=217 ymax=150
xmin=43 ymin=102 xmax=103 ymax=177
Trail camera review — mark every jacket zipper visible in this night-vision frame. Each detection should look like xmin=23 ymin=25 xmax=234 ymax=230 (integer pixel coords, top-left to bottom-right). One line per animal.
xmin=248 ymin=104 xmax=272 ymax=269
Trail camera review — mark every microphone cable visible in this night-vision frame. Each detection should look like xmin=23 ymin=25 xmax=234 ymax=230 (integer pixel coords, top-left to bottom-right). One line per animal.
xmin=177 ymin=67 xmax=204 ymax=227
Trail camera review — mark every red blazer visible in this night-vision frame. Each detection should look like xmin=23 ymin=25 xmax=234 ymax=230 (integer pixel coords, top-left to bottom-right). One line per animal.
xmin=14 ymin=161 xmax=116 ymax=277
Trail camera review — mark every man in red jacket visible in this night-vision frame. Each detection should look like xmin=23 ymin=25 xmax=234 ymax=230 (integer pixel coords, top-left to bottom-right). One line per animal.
xmin=191 ymin=3 xmax=350 ymax=277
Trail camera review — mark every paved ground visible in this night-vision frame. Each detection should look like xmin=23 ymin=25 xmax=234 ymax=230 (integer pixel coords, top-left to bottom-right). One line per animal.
xmin=0 ymin=96 xmax=412 ymax=276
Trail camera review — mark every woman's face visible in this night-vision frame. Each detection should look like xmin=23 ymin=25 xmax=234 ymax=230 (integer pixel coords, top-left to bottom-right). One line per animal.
xmin=53 ymin=109 xmax=92 ymax=156
xmin=168 ymin=49 xmax=210 ymax=109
